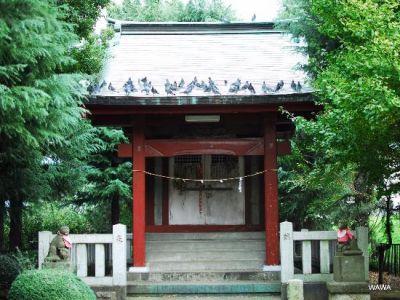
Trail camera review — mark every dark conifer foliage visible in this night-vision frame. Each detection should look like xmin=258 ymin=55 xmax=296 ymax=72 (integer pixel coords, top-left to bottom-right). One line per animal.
xmin=0 ymin=0 xmax=93 ymax=249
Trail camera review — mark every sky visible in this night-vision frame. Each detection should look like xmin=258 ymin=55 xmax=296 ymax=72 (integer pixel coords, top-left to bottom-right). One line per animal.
xmin=219 ymin=0 xmax=282 ymax=22
xmin=96 ymin=0 xmax=283 ymax=33
xmin=110 ymin=0 xmax=283 ymax=21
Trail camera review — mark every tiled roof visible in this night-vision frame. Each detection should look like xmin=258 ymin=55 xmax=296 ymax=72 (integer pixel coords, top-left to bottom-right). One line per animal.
xmin=93 ymin=22 xmax=310 ymax=99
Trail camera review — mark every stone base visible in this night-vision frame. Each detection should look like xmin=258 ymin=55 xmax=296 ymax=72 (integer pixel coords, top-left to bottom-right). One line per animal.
xmin=329 ymin=294 xmax=370 ymax=300
xmin=92 ymin=286 xmax=126 ymax=300
xmin=281 ymin=282 xmax=328 ymax=300
xmin=42 ymin=260 xmax=73 ymax=272
xmin=333 ymin=255 xmax=365 ymax=282
xmin=327 ymin=282 xmax=370 ymax=300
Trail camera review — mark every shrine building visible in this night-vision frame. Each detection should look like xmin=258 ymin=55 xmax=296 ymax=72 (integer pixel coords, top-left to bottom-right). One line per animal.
xmin=86 ymin=21 xmax=317 ymax=272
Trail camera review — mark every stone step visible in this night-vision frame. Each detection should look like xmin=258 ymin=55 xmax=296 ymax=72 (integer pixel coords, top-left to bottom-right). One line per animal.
xmin=128 ymin=271 xmax=280 ymax=282
xmin=127 ymin=295 xmax=280 ymax=300
xmin=144 ymin=232 xmax=265 ymax=241
xmin=146 ymin=240 xmax=264 ymax=251
xmin=147 ymin=259 xmax=264 ymax=272
xmin=147 ymin=250 xmax=265 ymax=262
xmin=127 ymin=281 xmax=281 ymax=295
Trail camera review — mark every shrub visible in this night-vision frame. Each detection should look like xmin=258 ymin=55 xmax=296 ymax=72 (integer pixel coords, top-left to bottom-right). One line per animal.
xmin=0 ymin=255 xmax=21 ymax=285
xmin=8 ymin=269 xmax=96 ymax=300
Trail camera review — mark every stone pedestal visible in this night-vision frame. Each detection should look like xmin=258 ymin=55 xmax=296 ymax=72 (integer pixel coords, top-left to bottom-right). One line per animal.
xmin=333 ymin=255 xmax=365 ymax=282
xmin=328 ymin=240 xmax=370 ymax=300
xmin=327 ymin=282 xmax=370 ymax=300
xmin=42 ymin=260 xmax=73 ymax=272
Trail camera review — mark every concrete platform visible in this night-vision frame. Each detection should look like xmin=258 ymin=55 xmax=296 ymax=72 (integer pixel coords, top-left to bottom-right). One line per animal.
xmin=127 ymin=281 xmax=281 ymax=294
xmin=127 ymin=232 xmax=280 ymax=299
xmin=127 ymin=294 xmax=281 ymax=300
xmin=143 ymin=232 xmax=266 ymax=272
xmin=128 ymin=270 xmax=280 ymax=282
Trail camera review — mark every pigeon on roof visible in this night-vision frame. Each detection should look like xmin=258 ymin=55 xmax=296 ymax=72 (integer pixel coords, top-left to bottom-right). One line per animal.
xmin=275 ymin=80 xmax=284 ymax=92
xmin=251 ymin=14 xmax=256 ymax=22
xmin=142 ymin=81 xmax=151 ymax=95
xmin=123 ymin=78 xmax=137 ymax=95
xmin=87 ymin=82 xmax=99 ymax=94
xmin=188 ymin=76 xmax=198 ymax=87
xmin=165 ymin=83 xmax=175 ymax=95
xmin=108 ymin=82 xmax=115 ymax=91
xmin=291 ymin=80 xmax=297 ymax=91
xmin=261 ymin=81 xmax=272 ymax=93
xmin=124 ymin=84 xmax=131 ymax=95
xmin=248 ymin=83 xmax=256 ymax=94
xmin=211 ymin=85 xmax=220 ymax=95
xmin=229 ymin=78 xmax=241 ymax=93
xmin=100 ymin=80 xmax=107 ymax=89
xmin=182 ymin=83 xmax=194 ymax=94
xmin=296 ymin=81 xmax=302 ymax=92
xmin=224 ymin=80 xmax=228 ymax=86
xmin=199 ymin=80 xmax=206 ymax=89
xmin=178 ymin=78 xmax=185 ymax=89
xmin=170 ymin=81 xmax=178 ymax=91
xmin=208 ymin=77 xmax=220 ymax=95
xmin=151 ymin=86 xmax=159 ymax=95
xmin=241 ymin=81 xmax=250 ymax=90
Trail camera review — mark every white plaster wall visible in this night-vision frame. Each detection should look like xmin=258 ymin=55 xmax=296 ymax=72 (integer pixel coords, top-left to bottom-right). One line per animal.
xmin=169 ymin=157 xmax=245 ymax=225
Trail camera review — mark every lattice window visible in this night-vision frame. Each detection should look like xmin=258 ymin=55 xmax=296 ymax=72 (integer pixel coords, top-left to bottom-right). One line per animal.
xmin=173 ymin=155 xmax=239 ymax=191
xmin=210 ymin=155 xmax=239 ymax=179
xmin=174 ymin=155 xmax=202 ymax=180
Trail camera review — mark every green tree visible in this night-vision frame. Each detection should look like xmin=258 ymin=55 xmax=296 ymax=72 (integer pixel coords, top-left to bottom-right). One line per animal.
xmin=58 ymin=0 xmax=110 ymax=39
xmin=0 ymin=0 xmax=91 ymax=250
xmin=108 ymin=0 xmax=236 ymax=22
xmin=279 ymin=0 xmax=400 ymax=229
xmin=75 ymin=128 xmax=132 ymax=228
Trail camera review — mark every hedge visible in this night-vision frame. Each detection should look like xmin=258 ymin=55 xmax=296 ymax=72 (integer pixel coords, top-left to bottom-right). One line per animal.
xmin=8 ymin=269 xmax=96 ymax=300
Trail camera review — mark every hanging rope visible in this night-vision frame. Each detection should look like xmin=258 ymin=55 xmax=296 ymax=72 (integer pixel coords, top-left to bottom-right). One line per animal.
xmin=132 ymin=169 xmax=277 ymax=182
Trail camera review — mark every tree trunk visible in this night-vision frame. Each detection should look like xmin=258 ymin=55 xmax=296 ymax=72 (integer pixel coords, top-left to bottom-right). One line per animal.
xmin=385 ymin=195 xmax=393 ymax=245
xmin=353 ymin=171 xmax=372 ymax=227
xmin=0 ymin=199 xmax=4 ymax=251
xmin=111 ymin=195 xmax=120 ymax=226
xmin=9 ymin=195 xmax=23 ymax=251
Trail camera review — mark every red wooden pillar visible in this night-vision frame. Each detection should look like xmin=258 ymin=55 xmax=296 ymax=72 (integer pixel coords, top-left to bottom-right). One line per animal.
xmin=264 ymin=115 xmax=279 ymax=266
xmin=132 ymin=122 xmax=146 ymax=267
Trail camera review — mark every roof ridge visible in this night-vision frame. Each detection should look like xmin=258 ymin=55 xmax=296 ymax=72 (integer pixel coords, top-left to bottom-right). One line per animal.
xmin=112 ymin=21 xmax=279 ymax=35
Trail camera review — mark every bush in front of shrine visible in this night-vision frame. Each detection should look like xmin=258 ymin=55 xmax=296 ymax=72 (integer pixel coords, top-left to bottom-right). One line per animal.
xmin=0 ymin=255 xmax=22 ymax=299
xmin=0 ymin=255 xmax=21 ymax=285
xmin=8 ymin=269 xmax=96 ymax=300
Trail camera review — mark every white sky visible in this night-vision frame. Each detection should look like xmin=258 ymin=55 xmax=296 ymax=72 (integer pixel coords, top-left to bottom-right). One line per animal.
xmin=111 ymin=0 xmax=282 ymax=21
xmin=96 ymin=0 xmax=282 ymax=33
xmin=221 ymin=0 xmax=282 ymax=21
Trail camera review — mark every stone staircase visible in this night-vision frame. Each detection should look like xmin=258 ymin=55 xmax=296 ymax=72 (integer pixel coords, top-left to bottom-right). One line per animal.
xmin=127 ymin=232 xmax=281 ymax=298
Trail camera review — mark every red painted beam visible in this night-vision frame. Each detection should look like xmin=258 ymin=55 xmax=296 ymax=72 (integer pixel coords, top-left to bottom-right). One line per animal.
xmin=118 ymin=139 xmax=291 ymax=158
xmin=86 ymin=102 xmax=319 ymax=115
xmin=132 ymin=123 xmax=146 ymax=267
xmin=264 ymin=115 xmax=280 ymax=266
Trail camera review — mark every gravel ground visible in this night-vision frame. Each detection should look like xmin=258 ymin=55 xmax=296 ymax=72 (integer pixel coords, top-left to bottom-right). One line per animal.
xmin=369 ymin=271 xmax=400 ymax=289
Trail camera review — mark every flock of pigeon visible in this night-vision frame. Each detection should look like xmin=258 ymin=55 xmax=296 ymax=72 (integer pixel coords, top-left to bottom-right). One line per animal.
xmin=88 ymin=77 xmax=303 ymax=96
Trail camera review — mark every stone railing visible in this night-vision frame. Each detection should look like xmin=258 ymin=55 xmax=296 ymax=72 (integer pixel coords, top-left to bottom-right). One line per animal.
xmin=38 ymin=224 xmax=127 ymax=287
xmin=280 ymin=221 xmax=368 ymax=283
